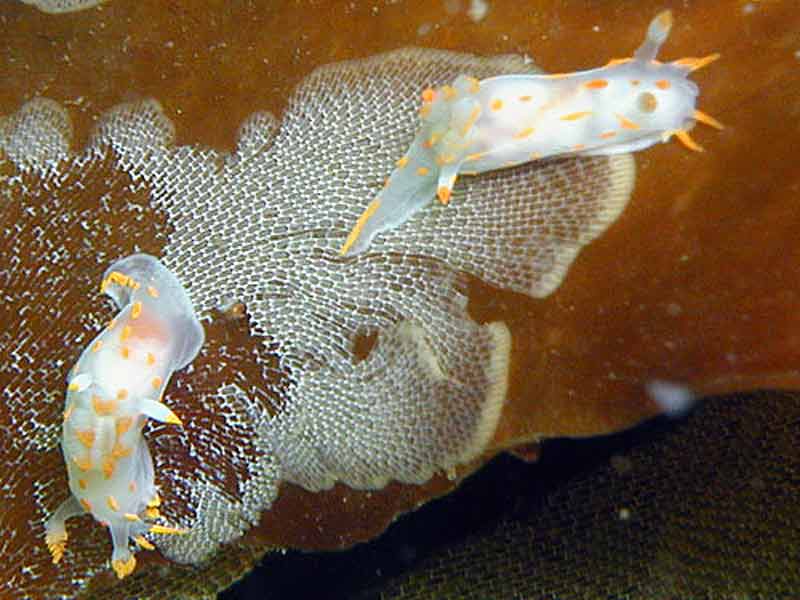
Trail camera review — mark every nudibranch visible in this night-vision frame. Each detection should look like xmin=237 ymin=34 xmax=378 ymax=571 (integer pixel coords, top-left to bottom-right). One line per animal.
xmin=44 ymin=254 xmax=205 ymax=579
xmin=340 ymin=10 xmax=722 ymax=256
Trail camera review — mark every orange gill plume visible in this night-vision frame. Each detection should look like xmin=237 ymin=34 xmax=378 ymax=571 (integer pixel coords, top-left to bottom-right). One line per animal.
xmin=2 ymin=1 xmax=800 ymax=599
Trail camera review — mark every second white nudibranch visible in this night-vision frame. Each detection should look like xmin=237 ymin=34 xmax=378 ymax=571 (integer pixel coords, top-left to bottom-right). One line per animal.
xmin=341 ymin=10 xmax=722 ymax=256
xmin=44 ymin=254 xmax=204 ymax=579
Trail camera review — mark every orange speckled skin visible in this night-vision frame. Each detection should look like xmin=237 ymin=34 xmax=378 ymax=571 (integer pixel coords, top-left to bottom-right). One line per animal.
xmin=48 ymin=254 xmax=203 ymax=578
xmin=341 ymin=11 xmax=719 ymax=255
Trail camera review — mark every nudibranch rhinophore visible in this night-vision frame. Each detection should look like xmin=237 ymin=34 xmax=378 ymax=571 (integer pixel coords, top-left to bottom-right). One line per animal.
xmin=340 ymin=10 xmax=722 ymax=256
xmin=44 ymin=254 xmax=205 ymax=579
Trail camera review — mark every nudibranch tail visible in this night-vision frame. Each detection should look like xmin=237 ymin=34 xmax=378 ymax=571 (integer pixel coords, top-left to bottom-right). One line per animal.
xmin=340 ymin=198 xmax=382 ymax=256
xmin=44 ymin=253 xmax=204 ymax=579
xmin=340 ymin=10 xmax=722 ymax=256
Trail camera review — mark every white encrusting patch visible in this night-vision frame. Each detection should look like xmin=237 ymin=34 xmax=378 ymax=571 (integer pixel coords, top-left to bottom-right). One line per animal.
xmin=3 ymin=43 xmax=649 ymax=574
xmin=19 ymin=0 xmax=105 ymax=13
xmin=457 ymin=321 xmax=512 ymax=466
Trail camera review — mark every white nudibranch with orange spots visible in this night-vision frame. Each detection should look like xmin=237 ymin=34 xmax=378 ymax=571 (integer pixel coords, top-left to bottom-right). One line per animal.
xmin=340 ymin=10 xmax=722 ymax=256
xmin=44 ymin=253 xmax=204 ymax=579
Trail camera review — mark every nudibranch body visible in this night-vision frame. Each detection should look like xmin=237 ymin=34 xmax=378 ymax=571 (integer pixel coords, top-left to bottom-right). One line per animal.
xmin=341 ymin=11 xmax=722 ymax=255
xmin=45 ymin=254 xmax=205 ymax=579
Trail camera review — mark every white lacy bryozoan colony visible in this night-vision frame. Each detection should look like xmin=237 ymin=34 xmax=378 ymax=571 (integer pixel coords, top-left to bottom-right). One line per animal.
xmin=0 ymin=47 xmax=634 ymax=582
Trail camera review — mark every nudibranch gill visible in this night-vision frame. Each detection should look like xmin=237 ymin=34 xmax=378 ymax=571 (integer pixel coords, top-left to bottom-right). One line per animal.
xmin=340 ymin=10 xmax=722 ymax=256
xmin=44 ymin=253 xmax=205 ymax=579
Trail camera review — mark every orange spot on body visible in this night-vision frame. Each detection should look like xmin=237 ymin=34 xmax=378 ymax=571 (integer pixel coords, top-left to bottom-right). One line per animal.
xmin=92 ymin=340 xmax=103 ymax=353
xmin=78 ymin=479 xmax=87 ymax=490
xmin=585 ymin=79 xmax=608 ymax=89
xmin=490 ymin=98 xmax=503 ymax=111
xmin=396 ymin=156 xmax=409 ymax=168
xmin=131 ymin=302 xmax=142 ymax=319
xmin=121 ymin=325 xmax=132 ymax=341
xmin=146 ymin=352 xmax=156 ymax=366
xmin=600 ymin=131 xmax=617 ymax=140
xmin=423 ymin=133 xmax=440 ymax=148
xmin=560 ymin=111 xmax=592 ymax=122
xmin=93 ymin=395 xmax=117 ymax=416
xmin=573 ymin=144 xmax=586 ymax=151
xmin=117 ymin=389 xmax=128 ymax=401
xmin=630 ymin=79 xmax=641 ymax=86
xmin=76 ymin=429 xmax=95 ymax=449
xmin=421 ymin=88 xmax=436 ymax=103
xmin=107 ymin=318 xmax=116 ymax=330
xmin=112 ymin=443 xmax=132 ymax=459
xmin=103 ymin=456 xmax=115 ymax=479
xmin=442 ymin=85 xmax=457 ymax=100
xmin=80 ymin=498 xmax=92 ymax=512
xmin=465 ymin=152 xmax=485 ymax=162
xmin=616 ymin=114 xmax=641 ymax=130
xmin=73 ymin=456 xmax=92 ymax=471
xmin=513 ymin=127 xmax=535 ymax=140
xmin=107 ymin=496 xmax=120 ymax=511
xmin=147 ymin=286 xmax=159 ymax=299
xmin=467 ymin=76 xmax=480 ymax=93
xmin=437 ymin=186 xmax=451 ymax=205
xmin=63 ymin=403 xmax=74 ymax=422
xmin=416 ymin=167 xmax=430 ymax=176
xmin=461 ymin=105 xmax=481 ymax=136
xmin=116 ymin=416 xmax=133 ymax=436
xmin=120 ymin=347 xmax=130 ymax=359
xmin=519 ymin=95 xmax=533 ymax=102
xmin=655 ymin=79 xmax=671 ymax=90
xmin=101 ymin=271 xmax=133 ymax=293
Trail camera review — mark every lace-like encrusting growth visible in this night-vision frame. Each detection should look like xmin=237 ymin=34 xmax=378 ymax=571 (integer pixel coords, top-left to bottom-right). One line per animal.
xmin=0 ymin=47 xmax=634 ymax=591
